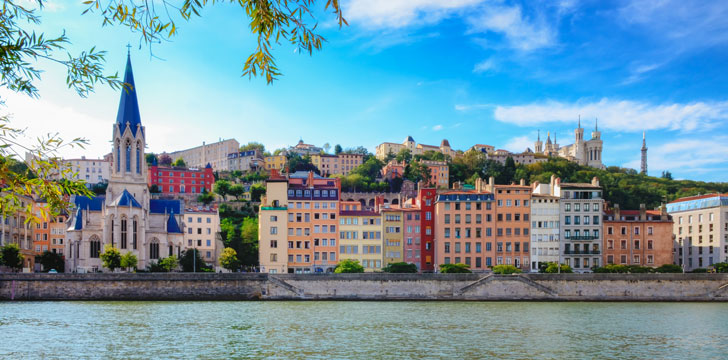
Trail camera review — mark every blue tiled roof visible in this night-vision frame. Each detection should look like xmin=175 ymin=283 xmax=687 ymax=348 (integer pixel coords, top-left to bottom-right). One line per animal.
xmin=167 ymin=213 xmax=183 ymax=233
xmin=73 ymin=195 xmax=105 ymax=211
xmin=116 ymin=54 xmax=143 ymax=136
xmin=150 ymin=199 xmax=182 ymax=214
xmin=289 ymin=171 xmax=325 ymax=179
xmin=111 ymin=189 xmax=142 ymax=208
xmin=70 ymin=208 xmax=84 ymax=230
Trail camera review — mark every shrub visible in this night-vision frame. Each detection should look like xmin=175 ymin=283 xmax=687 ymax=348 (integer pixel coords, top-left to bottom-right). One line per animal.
xmin=120 ymin=252 xmax=138 ymax=272
xmin=712 ymin=262 xmax=728 ymax=273
xmin=100 ymin=245 xmax=121 ymax=272
xmin=544 ymin=262 xmax=573 ymax=273
xmin=439 ymin=263 xmax=471 ymax=273
xmin=1 ymin=243 xmax=24 ymax=271
xmin=655 ymin=264 xmax=683 ymax=273
xmin=492 ymin=265 xmax=522 ymax=274
xmin=334 ymin=259 xmax=364 ymax=273
xmin=36 ymin=251 xmax=64 ymax=272
xmin=690 ymin=268 xmax=708 ymax=273
xmin=220 ymin=248 xmax=240 ymax=271
xmin=382 ymin=262 xmax=418 ymax=273
xmin=594 ymin=264 xmax=655 ymax=273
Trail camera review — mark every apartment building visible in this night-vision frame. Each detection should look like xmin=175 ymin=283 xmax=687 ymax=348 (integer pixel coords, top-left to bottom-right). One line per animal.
xmin=603 ymin=204 xmax=673 ymax=268
xmin=339 ymin=201 xmax=383 ymax=271
xmin=667 ymin=194 xmax=728 ymax=271
xmin=556 ymin=177 xmax=604 ymax=272
xmin=32 ymin=200 xmax=51 ymax=256
xmin=382 ymin=208 xmax=404 ymax=266
xmin=49 ymin=213 xmax=67 ymax=256
xmin=184 ymin=206 xmax=221 ymax=267
xmin=493 ymin=183 xmax=532 ymax=271
xmin=24 ymin=153 xmax=111 ymax=186
xmin=311 ymin=153 xmax=364 ymax=176
xmin=227 ymin=150 xmax=264 ymax=173
xmin=258 ymin=177 xmax=289 ymax=274
xmin=168 ymin=138 xmax=240 ymax=171
xmin=435 ymin=178 xmax=496 ymax=271
xmin=0 ymin=195 xmax=36 ymax=271
xmin=381 ymin=160 xmax=449 ymax=188
xmin=258 ymin=171 xmax=341 ymax=273
xmin=375 ymin=136 xmax=455 ymax=160
xmin=264 ymin=155 xmax=287 ymax=172
xmin=148 ymin=163 xmax=214 ymax=195
xmin=529 ymin=192 xmax=561 ymax=272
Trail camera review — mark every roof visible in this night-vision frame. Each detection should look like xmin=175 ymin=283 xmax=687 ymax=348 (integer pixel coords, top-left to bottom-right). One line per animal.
xmin=110 ymin=189 xmax=142 ymax=208
xmin=166 ymin=213 xmax=183 ymax=233
xmin=405 ymin=136 xmax=415 ymax=142
xmin=116 ymin=54 xmax=143 ymax=136
xmin=150 ymin=199 xmax=182 ymax=214
xmin=559 ymin=182 xmax=601 ymax=189
xmin=73 ymin=195 xmax=105 ymax=211
xmin=668 ymin=193 xmax=728 ymax=204
xmin=441 ymin=139 xmax=450 ymax=148
xmin=289 ymin=171 xmax=326 ymax=179
xmin=69 ymin=208 xmax=84 ymax=231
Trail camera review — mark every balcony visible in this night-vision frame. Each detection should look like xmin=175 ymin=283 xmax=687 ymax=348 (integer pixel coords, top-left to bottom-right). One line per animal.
xmin=261 ymin=206 xmax=287 ymax=210
xmin=566 ymin=235 xmax=598 ymax=241
xmin=563 ymin=250 xmax=601 ymax=255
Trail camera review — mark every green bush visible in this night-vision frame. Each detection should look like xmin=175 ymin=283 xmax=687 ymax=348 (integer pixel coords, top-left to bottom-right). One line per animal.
xmin=334 ymin=259 xmax=364 ymax=273
xmin=100 ymin=245 xmax=121 ymax=272
xmin=594 ymin=264 xmax=655 ymax=273
xmin=690 ymin=268 xmax=708 ymax=273
xmin=120 ymin=252 xmax=138 ymax=272
xmin=439 ymin=263 xmax=471 ymax=273
xmin=382 ymin=262 xmax=418 ymax=273
xmin=1 ymin=243 xmax=24 ymax=271
xmin=712 ymin=262 xmax=728 ymax=273
xmin=655 ymin=264 xmax=683 ymax=273
xmin=492 ymin=265 xmax=522 ymax=274
xmin=543 ymin=262 xmax=573 ymax=273
xmin=36 ymin=250 xmax=64 ymax=272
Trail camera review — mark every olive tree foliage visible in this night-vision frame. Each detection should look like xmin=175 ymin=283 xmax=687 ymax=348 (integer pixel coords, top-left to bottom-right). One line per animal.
xmin=83 ymin=0 xmax=347 ymax=83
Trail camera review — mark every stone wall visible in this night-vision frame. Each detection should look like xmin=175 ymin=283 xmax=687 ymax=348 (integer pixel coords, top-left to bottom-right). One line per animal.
xmin=1 ymin=273 xmax=727 ymax=301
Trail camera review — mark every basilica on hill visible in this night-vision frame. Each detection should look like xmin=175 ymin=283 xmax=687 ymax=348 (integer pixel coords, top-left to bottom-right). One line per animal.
xmin=533 ymin=118 xmax=605 ymax=169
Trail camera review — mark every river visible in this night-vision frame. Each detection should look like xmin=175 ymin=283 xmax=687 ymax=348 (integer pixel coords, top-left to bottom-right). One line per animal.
xmin=0 ymin=301 xmax=726 ymax=359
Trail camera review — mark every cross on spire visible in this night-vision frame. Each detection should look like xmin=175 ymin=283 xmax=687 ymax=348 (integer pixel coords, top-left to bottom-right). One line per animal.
xmin=126 ymin=43 xmax=132 ymax=56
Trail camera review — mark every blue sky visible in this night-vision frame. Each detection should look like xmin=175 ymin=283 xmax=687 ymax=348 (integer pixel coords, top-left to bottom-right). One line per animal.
xmin=5 ymin=0 xmax=728 ymax=181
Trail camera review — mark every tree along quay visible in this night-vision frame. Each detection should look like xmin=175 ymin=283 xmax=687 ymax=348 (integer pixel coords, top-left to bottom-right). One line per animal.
xmin=1 ymin=273 xmax=727 ymax=301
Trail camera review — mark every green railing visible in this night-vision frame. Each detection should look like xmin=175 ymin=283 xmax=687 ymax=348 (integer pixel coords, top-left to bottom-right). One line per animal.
xmin=261 ymin=206 xmax=287 ymax=210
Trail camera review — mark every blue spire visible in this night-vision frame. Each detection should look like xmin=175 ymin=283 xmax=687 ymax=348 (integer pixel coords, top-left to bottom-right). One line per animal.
xmin=166 ymin=211 xmax=183 ymax=233
xmin=116 ymin=52 xmax=142 ymax=136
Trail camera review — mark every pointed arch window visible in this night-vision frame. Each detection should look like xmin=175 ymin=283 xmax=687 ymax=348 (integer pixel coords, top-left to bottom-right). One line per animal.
xmin=136 ymin=142 xmax=141 ymax=174
xmin=121 ymin=217 xmax=128 ymax=249
xmin=89 ymin=235 xmax=101 ymax=258
xmin=116 ymin=141 xmax=121 ymax=172
xmin=132 ymin=217 xmax=138 ymax=250
xmin=111 ymin=219 xmax=115 ymax=247
xmin=150 ymin=239 xmax=160 ymax=259
xmin=125 ymin=140 xmax=132 ymax=172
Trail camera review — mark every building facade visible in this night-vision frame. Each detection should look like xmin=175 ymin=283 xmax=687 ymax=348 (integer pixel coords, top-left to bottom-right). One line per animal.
xmin=667 ymin=194 xmax=728 ymax=271
xmin=556 ymin=178 xmax=604 ymax=272
xmin=258 ymin=177 xmax=289 ymax=274
xmin=148 ymin=163 xmax=214 ymax=195
xmin=339 ymin=201 xmax=383 ymax=271
xmin=382 ymin=208 xmax=404 ymax=266
xmin=168 ymin=138 xmax=240 ymax=171
xmin=381 ymin=160 xmax=449 ymax=188
xmin=312 ymin=153 xmax=364 ymax=177
xmin=530 ymin=192 xmax=561 ymax=272
xmin=603 ymin=205 xmax=673 ymax=268
xmin=264 ymin=155 xmax=287 ymax=172
xmin=534 ymin=120 xmax=604 ymax=169
xmin=227 ymin=150 xmax=264 ymax=173
xmin=493 ymin=183 xmax=532 ymax=271
xmin=184 ymin=206 xmax=222 ymax=267
xmin=288 ymin=139 xmax=322 ymax=156
xmin=65 ymin=54 xmax=186 ymax=272
xmin=0 ymin=195 xmax=36 ymax=271
xmin=375 ymin=136 xmax=456 ymax=160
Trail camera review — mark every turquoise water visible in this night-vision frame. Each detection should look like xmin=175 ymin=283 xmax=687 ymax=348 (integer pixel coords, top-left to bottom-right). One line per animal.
xmin=0 ymin=301 xmax=726 ymax=359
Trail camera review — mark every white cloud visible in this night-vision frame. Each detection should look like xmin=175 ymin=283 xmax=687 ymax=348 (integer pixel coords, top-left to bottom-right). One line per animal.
xmin=432 ymin=124 xmax=443 ymax=131
xmin=345 ymin=0 xmax=482 ymax=29
xmin=623 ymin=137 xmax=728 ymax=176
xmin=502 ymin=135 xmax=533 ymax=153
xmin=473 ymin=57 xmax=497 ymax=73
xmin=622 ymin=62 xmax=664 ymax=84
xmin=466 ymin=4 xmax=556 ymax=51
xmin=490 ymin=98 xmax=728 ymax=132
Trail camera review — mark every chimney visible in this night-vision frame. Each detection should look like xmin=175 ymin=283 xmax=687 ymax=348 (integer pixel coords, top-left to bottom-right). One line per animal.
xmin=614 ymin=204 xmax=621 ymax=221
xmin=532 ymin=181 xmax=540 ymax=192
xmin=660 ymin=203 xmax=667 ymax=216
xmin=519 ymin=178 xmax=525 ymax=186
xmin=487 ymin=176 xmax=494 ymax=192
xmin=307 ymin=171 xmax=314 ymax=187
xmin=639 ymin=203 xmax=646 ymax=221
xmin=591 ymin=176 xmax=600 ymax=187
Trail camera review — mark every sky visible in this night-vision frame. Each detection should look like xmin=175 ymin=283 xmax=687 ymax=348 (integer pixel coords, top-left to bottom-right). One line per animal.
xmin=5 ymin=0 xmax=728 ymax=181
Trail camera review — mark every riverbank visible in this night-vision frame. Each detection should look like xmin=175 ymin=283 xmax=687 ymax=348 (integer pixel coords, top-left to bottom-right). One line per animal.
xmin=1 ymin=273 xmax=727 ymax=301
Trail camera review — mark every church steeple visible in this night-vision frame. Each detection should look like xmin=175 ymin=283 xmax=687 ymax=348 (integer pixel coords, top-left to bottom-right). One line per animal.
xmin=116 ymin=52 xmax=142 ymax=136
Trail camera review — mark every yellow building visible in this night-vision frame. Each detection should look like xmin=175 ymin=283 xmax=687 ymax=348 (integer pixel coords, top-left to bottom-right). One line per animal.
xmin=264 ymin=155 xmax=287 ymax=172
xmin=311 ymin=153 xmax=364 ymax=176
xmin=339 ymin=201 xmax=383 ymax=271
xmin=258 ymin=178 xmax=289 ymax=274
xmin=382 ymin=208 xmax=404 ymax=266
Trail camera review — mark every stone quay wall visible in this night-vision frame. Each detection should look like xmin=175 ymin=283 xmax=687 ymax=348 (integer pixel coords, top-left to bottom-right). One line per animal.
xmin=1 ymin=273 xmax=727 ymax=301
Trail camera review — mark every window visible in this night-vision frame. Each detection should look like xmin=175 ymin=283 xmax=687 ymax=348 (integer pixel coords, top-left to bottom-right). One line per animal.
xmin=150 ymin=241 xmax=160 ymax=259
xmin=89 ymin=238 xmax=101 ymax=258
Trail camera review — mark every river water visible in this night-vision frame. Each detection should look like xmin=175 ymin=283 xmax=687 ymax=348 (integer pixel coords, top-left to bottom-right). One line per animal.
xmin=0 ymin=301 xmax=726 ymax=359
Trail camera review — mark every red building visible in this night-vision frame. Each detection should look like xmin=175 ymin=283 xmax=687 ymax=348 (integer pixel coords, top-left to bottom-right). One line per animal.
xmin=148 ymin=163 xmax=214 ymax=195
xmin=418 ymin=188 xmax=436 ymax=271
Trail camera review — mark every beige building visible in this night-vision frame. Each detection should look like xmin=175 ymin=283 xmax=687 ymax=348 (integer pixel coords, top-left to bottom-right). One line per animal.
xmin=25 ymin=153 xmax=111 ymax=186
xmin=184 ymin=206 xmax=222 ymax=268
xmin=382 ymin=208 xmax=404 ymax=266
xmin=227 ymin=150 xmax=264 ymax=173
xmin=312 ymin=153 xmax=364 ymax=176
xmin=534 ymin=120 xmax=604 ymax=169
xmin=0 ymin=195 xmax=36 ymax=272
xmin=375 ymin=136 xmax=455 ymax=160
xmin=555 ymin=177 xmax=604 ymax=272
xmin=339 ymin=201 xmax=383 ymax=271
xmin=168 ymin=138 xmax=240 ymax=171
xmin=668 ymin=194 xmax=728 ymax=271
xmin=258 ymin=179 xmax=289 ymax=274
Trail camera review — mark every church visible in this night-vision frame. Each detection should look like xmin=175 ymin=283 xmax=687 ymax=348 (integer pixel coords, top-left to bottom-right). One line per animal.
xmin=65 ymin=54 xmax=186 ymax=272
xmin=533 ymin=118 xmax=605 ymax=169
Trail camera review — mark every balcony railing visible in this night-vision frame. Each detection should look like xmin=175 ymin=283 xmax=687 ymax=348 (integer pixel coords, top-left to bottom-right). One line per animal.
xmin=566 ymin=235 xmax=598 ymax=241
xmin=261 ymin=206 xmax=287 ymax=210
xmin=563 ymin=250 xmax=601 ymax=255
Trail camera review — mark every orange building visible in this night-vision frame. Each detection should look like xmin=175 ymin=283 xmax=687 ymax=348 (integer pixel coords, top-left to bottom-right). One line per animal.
xmin=603 ymin=204 xmax=674 ymax=267
xmin=493 ymin=182 xmax=532 ymax=271
xmin=49 ymin=213 xmax=68 ymax=257
xmin=285 ymin=171 xmax=341 ymax=273
xmin=434 ymin=178 xmax=496 ymax=271
xmin=381 ymin=160 xmax=449 ymax=188
xmin=32 ymin=200 xmax=52 ymax=256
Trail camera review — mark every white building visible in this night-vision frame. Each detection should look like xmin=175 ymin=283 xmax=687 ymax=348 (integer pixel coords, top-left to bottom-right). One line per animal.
xmin=530 ymin=188 xmax=561 ymax=272
xmin=184 ymin=206 xmax=223 ymax=268
xmin=168 ymin=138 xmax=240 ymax=171
xmin=65 ymin=54 xmax=186 ymax=272
xmin=554 ymin=176 xmax=604 ymax=272
xmin=667 ymin=194 xmax=728 ymax=271
xmin=24 ymin=154 xmax=111 ymax=186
